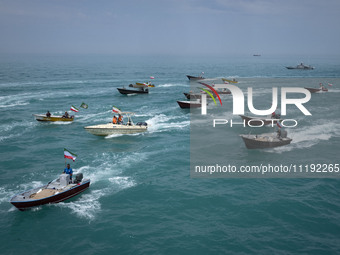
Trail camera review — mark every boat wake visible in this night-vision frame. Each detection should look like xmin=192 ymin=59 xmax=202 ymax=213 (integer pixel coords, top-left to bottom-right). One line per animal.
xmin=146 ymin=114 xmax=189 ymax=133
xmin=158 ymin=83 xmax=188 ymax=88
xmin=266 ymin=121 xmax=340 ymax=153
xmin=53 ymin=152 xmax=141 ymax=220
xmin=0 ymin=121 xmax=36 ymax=143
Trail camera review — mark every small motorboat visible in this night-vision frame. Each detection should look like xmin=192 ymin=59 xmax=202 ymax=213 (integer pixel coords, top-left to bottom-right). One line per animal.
xmin=286 ymin=63 xmax=314 ymax=70
xmin=33 ymin=114 xmax=74 ymax=122
xmin=10 ymin=173 xmax=90 ymax=211
xmin=305 ymin=84 xmax=328 ymax=93
xmin=304 ymin=87 xmax=321 ymax=93
xmin=177 ymin=100 xmax=202 ymax=108
xmin=117 ymin=86 xmax=149 ymax=95
xmin=84 ymin=112 xmax=148 ymax=136
xmin=240 ymin=131 xmax=292 ymax=149
xmin=186 ymin=72 xmax=205 ymax=81
xmin=222 ymin=78 xmax=238 ymax=84
xmin=239 ymin=115 xmax=281 ymax=127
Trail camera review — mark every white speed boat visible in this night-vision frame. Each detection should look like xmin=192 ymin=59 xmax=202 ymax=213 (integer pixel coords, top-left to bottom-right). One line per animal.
xmin=84 ymin=112 xmax=148 ymax=136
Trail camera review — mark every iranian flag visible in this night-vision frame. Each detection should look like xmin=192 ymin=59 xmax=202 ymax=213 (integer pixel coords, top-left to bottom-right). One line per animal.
xmin=70 ymin=105 xmax=79 ymax=112
xmin=112 ymin=106 xmax=122 ymax=114
xmin=277 ymin=121 xmax=283 ymax=128
xmin=64 ymin=148 xmax=77 ymax=161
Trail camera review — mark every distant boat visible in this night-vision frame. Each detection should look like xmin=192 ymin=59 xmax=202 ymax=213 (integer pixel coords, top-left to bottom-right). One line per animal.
xmin=186 ymin=72 xmax=205 ymax=81
xmin=304 ymin=87 xmax=328 ymax=93
xmin=10 ymin=173 xmax=90 ymax=211
xmin=240 ymin=132 xmax=292 ymax=149
xmin=253 ymin=54 xmax=261 ymax=56
xmin=117 ymin=86 xmax=149 ymax=95
xmin=221 ymin=78 xmax=238 ymax=84
xmin=33 ymin=114 xmax=74 ymax=122
xmin=286 ymin=63 xmax=314 ymax=70
xmin=305 ymin=83 xmax=328 ymax=93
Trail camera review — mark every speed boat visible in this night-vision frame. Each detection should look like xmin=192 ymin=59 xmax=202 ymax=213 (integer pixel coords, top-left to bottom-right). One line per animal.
xmin=10 ymin=173 xmax=90 ymax=211
xmin=221 ymin=78 xmax=238 ymax=84
xmin=240 ymin=131 xmax=292 ymax=149
xmin=186 ymin=72 xmax=205 ymax=81
xmin=84 ymin=112 xmax=148 ymax=136
xmin=304 ymin=85 xmax=328 ymax=93
xmin=117 ymin=87 xmax=149 ymax=95
xmin=33 ymin=114 xmax=74 ymax=122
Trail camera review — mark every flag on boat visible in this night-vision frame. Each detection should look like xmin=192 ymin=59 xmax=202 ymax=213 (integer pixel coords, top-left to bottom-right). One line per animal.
xmin=80 ymin=102 xmax=88 ymax=109
xmin=277 ymin=121 xmax=283 ymax=128
xmin=64 ymin=148 xmax=77 ymax=161
xmin=112 ymin=106 xmax=122 ymax=114
xmin=70 ymin=105 xmax=79 ymax=112
xmin=150 ymin=76 xmax=155 ymax=79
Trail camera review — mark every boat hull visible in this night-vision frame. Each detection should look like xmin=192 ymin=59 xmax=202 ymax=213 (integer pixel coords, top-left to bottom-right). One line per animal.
xmin=221 ymin=78 xmax=238 ymax=84
xmin=10 ymin=180 xmax=90 ymax=211
xmin=240 ymin=134 xmax=292 ymax=149
xmin=84 ymin=123 xmax=148 ymax=136
xmin=304 ymin=87 xmax=321 ymax=93
xmin=186 ymin=75 xmax=204 ymax=81
xmin=33 ymin=114 xmax=74 ymax=122
xmin=177 ymin=100 xmax=201 ymax=108
xmin=117 ymin=88 xmax=148 ymax=94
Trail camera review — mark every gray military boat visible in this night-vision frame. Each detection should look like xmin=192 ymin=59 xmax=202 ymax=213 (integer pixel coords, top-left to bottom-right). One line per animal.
xmin=240 ymin=130 xmax=292 ymax=149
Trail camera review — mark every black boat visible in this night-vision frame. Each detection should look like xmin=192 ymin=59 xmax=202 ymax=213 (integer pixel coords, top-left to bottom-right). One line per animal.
xmin=177 ymin=100 xmax=202 ymax=108
xmin=186 ymin=72 xmax=205 ymax=81
xmin=10 ymin=173 xmax=90 ymax=211
xmin=117 ymin=87 xmax=149 ymax=95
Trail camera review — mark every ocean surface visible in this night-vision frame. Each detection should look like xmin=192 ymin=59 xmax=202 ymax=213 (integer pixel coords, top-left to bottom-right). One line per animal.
xmin=0 ymin=54 xmax=340 ymax=254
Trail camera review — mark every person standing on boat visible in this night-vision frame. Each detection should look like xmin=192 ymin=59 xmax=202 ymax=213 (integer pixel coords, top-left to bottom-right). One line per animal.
xmin=63 ymin=164 xmax=73 ymax=181
xmin=113 ymin=115 xmax=118 ymax=124
xmin=118 ymin=114 xmax=123 ymax=124
xmin=46 ymin=111 xmax=51 ymax=117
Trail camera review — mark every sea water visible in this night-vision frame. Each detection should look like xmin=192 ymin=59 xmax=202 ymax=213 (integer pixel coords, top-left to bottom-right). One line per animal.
xmin=0 ymin=54 xmax=340 ymax=254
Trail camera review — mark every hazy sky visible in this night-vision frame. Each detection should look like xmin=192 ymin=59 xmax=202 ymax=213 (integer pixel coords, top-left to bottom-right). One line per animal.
xmin=0 ymin=0 xmax=339 ymax=56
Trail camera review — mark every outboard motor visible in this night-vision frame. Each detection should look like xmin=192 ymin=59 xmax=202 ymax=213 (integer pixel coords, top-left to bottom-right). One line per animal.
xmin=136 ymin=122 xmax=148 ymax=126
xmin=281 ymin=130 xmax=288 ymax=138
xmin=74 ymin=173 xmax=83 ymax=184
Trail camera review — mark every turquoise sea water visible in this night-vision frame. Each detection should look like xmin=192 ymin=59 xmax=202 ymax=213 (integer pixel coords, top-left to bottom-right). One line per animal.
xmin=1 ymin=54 xmax=340 ymax=254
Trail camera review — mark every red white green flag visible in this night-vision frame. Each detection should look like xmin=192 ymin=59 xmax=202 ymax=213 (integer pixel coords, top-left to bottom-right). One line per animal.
xmin=64 ymin=148 xmax=77 ymax=161
xmin=112 ymin=106 xmax=122 ymax=114
xmin=70 ymin=105 xmax=79 ymax=112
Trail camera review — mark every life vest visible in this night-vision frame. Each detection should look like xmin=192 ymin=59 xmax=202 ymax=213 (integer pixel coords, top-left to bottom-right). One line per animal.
xmin=118 ymin=115 xmax=123 ymax=122
xmin=113 ymin=117 xmax=117 ymax=124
